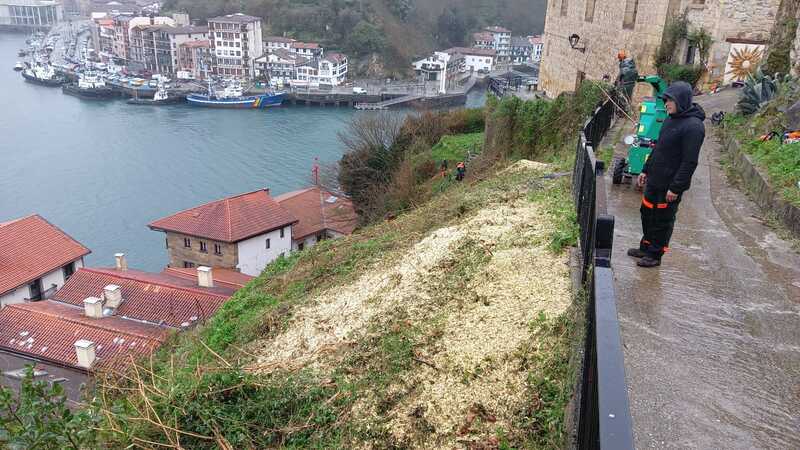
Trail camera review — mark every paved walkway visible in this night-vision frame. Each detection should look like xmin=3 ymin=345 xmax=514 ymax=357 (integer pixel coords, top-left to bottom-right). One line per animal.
xmin=603 ymin=89 xmax=800 ymax=449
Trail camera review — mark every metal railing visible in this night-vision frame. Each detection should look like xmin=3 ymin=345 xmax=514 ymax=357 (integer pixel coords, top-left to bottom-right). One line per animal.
xmin=572 ymin=99 xmax=635 ymax=450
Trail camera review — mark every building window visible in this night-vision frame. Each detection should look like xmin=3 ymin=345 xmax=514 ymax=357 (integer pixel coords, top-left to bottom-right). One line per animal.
xmin=184 ymin=237 xmax=191 ymax=248
xmin=214 ymin=244 xmax=223 ymax=255
xmin=63 ymin=262 xmax=75 ymax=280
xmin=265 ymin=238 xmax=271 ymax=249
xmin=560 ymin=0 xmax=568 ymax=16
xmin=184 ymin=261 xmax=195 ymax=268
xmin=585 ymin=0 xmax=596 ymax=22
xmin=200 ymin=241 xmax=208 ymax=253
xmin=280 ymin=227 xmax=285 ymax=238
xmin=316 ymin=233 xmax=325 ymax=243
xmin=623 ymin=0 xmax=639 ymax=29
xmin=298 ymin=242 xmax=305 ymax=251
xmin=166 ymin=237 xmax=169 ymax=249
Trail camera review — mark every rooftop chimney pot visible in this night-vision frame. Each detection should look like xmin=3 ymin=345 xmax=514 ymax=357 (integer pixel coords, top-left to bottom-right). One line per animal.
xmin=83 ymin=297 xmax=104 ymax=319
xmin=114 ymin=253 xmax=127 ymax=271
xmin=103 ymin=284 xmax=123 ymax=309
xmin=197 ymin=266 xmax=214 ymax=288
xmin=74 ymin=339 xmax=96 ymax=369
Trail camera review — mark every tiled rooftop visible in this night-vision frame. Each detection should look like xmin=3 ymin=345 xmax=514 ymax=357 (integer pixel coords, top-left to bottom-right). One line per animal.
xmin=149 ymin=189 xmax=297 ymax=243
xmin=0 ymin=301 xmax=166 ymax=371
xmin=0 ymin=214 xmax=90 ymax=296
xmin=274 ymin=187 xmax=358 ymax=241
xmin=51 ymin=267 xmax=232 ymax=328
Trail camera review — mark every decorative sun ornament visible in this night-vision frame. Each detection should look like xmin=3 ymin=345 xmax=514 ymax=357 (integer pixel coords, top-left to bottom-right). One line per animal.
xmin=725 ymin=45 xmax=764 ymax=81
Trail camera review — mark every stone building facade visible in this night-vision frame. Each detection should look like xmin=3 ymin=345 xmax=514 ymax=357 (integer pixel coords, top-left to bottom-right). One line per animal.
xmin=163 ymin=231 xmax=238 ymax=270
xmin=541 ymin=0 xmax=782 ymax=98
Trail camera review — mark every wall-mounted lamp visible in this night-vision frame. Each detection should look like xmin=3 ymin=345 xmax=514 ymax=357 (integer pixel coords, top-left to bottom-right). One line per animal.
xmin=568 ymin=34 xmax=586 ymax=53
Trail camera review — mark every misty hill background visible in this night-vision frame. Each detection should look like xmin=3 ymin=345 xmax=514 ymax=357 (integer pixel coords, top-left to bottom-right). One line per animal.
xmin=163 ymin=0 xmax=548 ymax=75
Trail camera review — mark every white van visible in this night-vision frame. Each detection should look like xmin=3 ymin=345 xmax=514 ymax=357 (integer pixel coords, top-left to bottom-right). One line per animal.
xmin=352 ymin=87 xmax=367 ymax=94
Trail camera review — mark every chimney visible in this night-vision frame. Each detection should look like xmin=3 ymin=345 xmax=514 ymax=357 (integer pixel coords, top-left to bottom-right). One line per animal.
xmin=74 ymin=339 xmax=96 ymax=369
xmin=83 ymin=297 xmax=104 ymax=319
xmin=103 ymin=284 xmax=123 ymax=309
xmin=197 ymin=266 xmax=214 ymax=288
xmin=114 ymin=253 xmax=127 ymax=271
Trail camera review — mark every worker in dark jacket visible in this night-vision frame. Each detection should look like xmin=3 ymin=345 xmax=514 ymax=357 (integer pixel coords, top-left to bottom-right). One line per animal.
xmin=628 ymin=81 xmax=706 ymax=268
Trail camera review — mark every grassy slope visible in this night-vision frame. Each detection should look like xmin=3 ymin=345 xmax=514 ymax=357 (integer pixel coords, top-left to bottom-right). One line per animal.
xmin=723 ymin=114 xmax=800 ymax=208
xmin=97 ymin=161 xmax=582 ymax=449
xmin=431 ymin=132 xmax=485 ymax=162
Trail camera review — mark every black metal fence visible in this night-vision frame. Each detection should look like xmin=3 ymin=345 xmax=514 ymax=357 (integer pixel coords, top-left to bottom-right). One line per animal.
xmin=573 ymin=100 xmax=635 ymax=450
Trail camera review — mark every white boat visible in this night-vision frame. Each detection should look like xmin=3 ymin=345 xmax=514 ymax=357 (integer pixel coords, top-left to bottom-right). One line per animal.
xmin=13 ymin=62 xmax=24 ymax=71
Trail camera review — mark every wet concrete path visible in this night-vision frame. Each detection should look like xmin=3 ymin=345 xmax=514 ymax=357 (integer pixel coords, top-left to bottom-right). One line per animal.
xmin=603 ymin=89 xmax=800 ymax=449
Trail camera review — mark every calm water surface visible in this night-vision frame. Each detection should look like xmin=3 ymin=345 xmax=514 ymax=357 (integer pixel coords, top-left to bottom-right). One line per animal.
xmin=0 ymin=33 xmax=486 ymax=271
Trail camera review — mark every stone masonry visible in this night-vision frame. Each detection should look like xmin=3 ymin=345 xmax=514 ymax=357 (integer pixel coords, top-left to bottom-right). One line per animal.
xmin=164 ymin=232 xmax=239 ymax=270
xmin=541 ymin=0 xmax=781 ymax=98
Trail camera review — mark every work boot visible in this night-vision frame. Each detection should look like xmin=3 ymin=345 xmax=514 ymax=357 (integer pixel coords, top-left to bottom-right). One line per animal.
xmin=627 ymin=248 xmax=647 ymax=258
xmin=637 ymin=256 xmax=661 ymax=268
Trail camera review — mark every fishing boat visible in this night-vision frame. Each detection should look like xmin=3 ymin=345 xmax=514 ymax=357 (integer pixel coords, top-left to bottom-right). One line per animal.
xmin=13 ymin=62 xmax=24 ymax=71
xmin=62 ymin=72 xmax=116 ymax=99
xmin=21 ymin=64 xmax=66 ymax=87
xmin=18 ymin=49 xmax=28 ymax=57
xmin=127 ymin=82 xmax=183 ymax=105
xmin=186 ymin=79 xmax=284 ymax=109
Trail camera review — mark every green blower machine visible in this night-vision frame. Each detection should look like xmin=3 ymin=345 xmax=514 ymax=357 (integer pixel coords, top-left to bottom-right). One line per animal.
xmin=612 ymin=75 xmax=669 ymax=185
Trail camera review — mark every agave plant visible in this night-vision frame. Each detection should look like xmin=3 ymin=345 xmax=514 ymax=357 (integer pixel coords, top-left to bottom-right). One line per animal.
xmin=737 ymin=69 xmax=778 ymax=115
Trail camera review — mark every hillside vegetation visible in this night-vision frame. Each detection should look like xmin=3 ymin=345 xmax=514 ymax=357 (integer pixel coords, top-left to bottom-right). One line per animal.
xmin=163 ymin=0 xmax=547 ymax=75
xmin=0 ymin=85 xmax=608 ymax=448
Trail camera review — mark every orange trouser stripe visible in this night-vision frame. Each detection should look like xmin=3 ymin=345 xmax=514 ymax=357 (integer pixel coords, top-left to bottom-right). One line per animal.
xmin=642 ymin=196 xmax=668 ymax=209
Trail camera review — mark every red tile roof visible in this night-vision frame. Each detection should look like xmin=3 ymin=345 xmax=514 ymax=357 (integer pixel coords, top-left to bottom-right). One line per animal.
xmin=274 ymin=187 xmax=358 ymax=241
xmin=486 ymin=26 xmax=511 ymax=33
xmin=51 ymin=268 xmax=232 ymax=328
xmin=0 ymin=301 xmax=167 ymax=371
xmin=292 ymin=42 xmax=320 ymax=49
xmin=180 ymin=39 xmax=210 ymax=49
xmin=265 ymin=36 xmax=296 ymax=43
xmin=162 ymin=267 xmax=254 ymax=289
xmin=445 ymin=47 xmax=497 ymax=57
xmin=0 ymin=215 xmax=91 ymax=296
xmin=323 ymin=52 xmax=347 ymax=64
xmin=148 ymin=190 xmax=297 ymax=243
xmin=473 ymin=32 xmax=493 ymax=41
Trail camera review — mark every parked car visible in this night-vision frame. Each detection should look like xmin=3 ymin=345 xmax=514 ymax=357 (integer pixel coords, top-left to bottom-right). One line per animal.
xmin=352 ymin=87 xmax=367 ymax=94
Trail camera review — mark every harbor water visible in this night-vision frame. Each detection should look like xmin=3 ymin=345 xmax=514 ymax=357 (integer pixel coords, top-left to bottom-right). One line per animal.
xmin=0 ymin=33 xmax=486 ymax=271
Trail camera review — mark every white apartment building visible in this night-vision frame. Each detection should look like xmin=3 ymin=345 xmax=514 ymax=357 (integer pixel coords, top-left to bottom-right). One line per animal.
xmin=208 ymin=13 xmax=264 ymax=79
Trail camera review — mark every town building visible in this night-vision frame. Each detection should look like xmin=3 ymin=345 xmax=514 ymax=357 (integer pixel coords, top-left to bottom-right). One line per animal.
xmin=317 ymin=52 xmax=348 ymax=86
xmin=0 ymin=255 xmax=237 ymax=401
xmin=540 ymin=0 xmax=782 ymax=98
xmin=0 ymin=215 xmax=90 ymax=308
xmin=529 ymin=35 xmax=543 ymax=62
xmin=484 ymin=26 xmax=512 ymax=63
xmin=165 ymin=25 xmax=208 ymax=75
xmin=148 ymin=189 xmax=297 ymax=276
xmin=413 ymin=50 xmax=466 ymax=94
xmin=473 ymin=31 xmax=494 ymax=50
xmin=90 ymin=17 xmax=115 ymax=61
xmin=511 ymin=36 xmax=533 ymax=64
xmin=128 ymin=24 xmax=172 ymax=74
xmin=291 ymin=41 xmax=323 ymax=58
xmin=264 ymin=35 xmax=296 ymax=53
xmin=178 ymin=39 xmax=211 ymax=79
xmin=0 ymin=0 xmax=63 ymax=30
xmin=275 ymin=187 xmax=359 ymax=252
xmin=445 ymin=47 xmax=495 ymax=73
xmin=111 ymin=14 xmax=134 ymax=61
xmin=208 ymin=13 xmax=264 ymax=79
xmin=254 ymin=49 xmax=310 ymax=85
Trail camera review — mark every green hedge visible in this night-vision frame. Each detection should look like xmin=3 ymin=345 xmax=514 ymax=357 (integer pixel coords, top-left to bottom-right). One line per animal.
xmin=660 ymin=64 xmax=705 ymax=87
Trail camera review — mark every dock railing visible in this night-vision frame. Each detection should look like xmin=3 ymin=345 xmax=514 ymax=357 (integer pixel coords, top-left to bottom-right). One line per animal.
xmin=572 ymin=99 xmax=636 ymax=450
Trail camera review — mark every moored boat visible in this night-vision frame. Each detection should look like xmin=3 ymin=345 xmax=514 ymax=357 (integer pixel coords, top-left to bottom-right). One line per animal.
xmin=21 ymin=64 xmax=66 ymax=87
xmin=186 ymin=80 xmax=284 ymax=109
xmin=13 ymin=62 xmax=24 ymax=71
xmin=127 ymin=83 xmax=183 ymax=105
xmin=62 ymin=72 xmax=116 ymax=99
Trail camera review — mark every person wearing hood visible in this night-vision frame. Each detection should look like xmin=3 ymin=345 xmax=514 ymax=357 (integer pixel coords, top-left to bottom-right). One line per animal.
xmin=628 ymin=81 xmax=706 ymax=268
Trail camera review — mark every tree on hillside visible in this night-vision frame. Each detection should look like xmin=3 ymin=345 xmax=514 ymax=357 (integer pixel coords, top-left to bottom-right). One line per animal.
xmin=348 ymin=20 xmax=387 ymax=56
xmin=435 ymin=7 xmax=468 ymax=48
